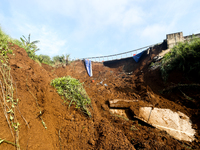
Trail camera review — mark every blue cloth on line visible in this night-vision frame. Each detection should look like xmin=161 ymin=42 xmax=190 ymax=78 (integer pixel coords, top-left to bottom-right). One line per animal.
xmin=84 ymin=59 xmax=93 ymax=77
xmin=133 ymin=51 xmax=145 ymax=62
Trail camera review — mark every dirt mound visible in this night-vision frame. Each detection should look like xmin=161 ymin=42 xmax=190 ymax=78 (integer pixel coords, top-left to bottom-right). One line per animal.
xmin=0 ymin=44 xmax=199 ymax=150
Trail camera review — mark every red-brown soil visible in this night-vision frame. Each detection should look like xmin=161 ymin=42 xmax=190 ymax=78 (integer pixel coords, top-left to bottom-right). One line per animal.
xmin=0 ymin=44 xmax=199 ymax=150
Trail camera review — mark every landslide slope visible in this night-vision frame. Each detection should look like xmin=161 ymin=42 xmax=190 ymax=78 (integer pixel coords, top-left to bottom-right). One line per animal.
xmin=1 ymin=45 xmax=135 ymax=149
xmin=0 ymin=43 xmax=199 ymax=150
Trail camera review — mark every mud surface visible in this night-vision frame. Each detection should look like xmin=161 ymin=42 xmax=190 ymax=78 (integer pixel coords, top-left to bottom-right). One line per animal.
xmin=0 ymin=44 xmax=199 ymax=149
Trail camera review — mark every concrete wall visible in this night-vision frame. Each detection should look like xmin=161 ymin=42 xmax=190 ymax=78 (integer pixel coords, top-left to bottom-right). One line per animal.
xmin=166 ymin=32 xmax=184 ymax=49
xmin=166 ymin=32 xmax=200 ymax=49
xmin=184 ymin=33 xmax=200 ymax=41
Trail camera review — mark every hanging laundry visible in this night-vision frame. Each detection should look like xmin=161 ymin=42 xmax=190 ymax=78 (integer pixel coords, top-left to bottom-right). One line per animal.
xmin=84 ymin=59 xmax=93 ymax=77
xmin=133 ymin=51 xmax=145 ymax=62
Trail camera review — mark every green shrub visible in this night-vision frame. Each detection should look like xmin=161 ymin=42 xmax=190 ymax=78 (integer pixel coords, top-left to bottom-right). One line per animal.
xmin=52 ymin=54 xmax=70 ymax=67
xmin=161 ymin=37 xmax=200 ymax=81
xmin=0 ymin=28 xmax=13 ymax=59
xmin=51 ymin=76 xmax=92 ymax=117
xmin=38 ymin=54 xmax=54 ymax=66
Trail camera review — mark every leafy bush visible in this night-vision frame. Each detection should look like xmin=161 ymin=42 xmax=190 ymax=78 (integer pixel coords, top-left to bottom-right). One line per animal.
xmin=161 ymin=37 xmax=200 ymax=81
xmin=51 ymin=76 xmax=92 ymax=117
xmin=38 ymin=54 xmax=54 ymax=65
xmin=53 ymin=55 xmax=64 ymax=64
xmin=0 ymin=28 xmax=13 ymax=59
xmin=52 ymin=54 xmax=70 ymax=67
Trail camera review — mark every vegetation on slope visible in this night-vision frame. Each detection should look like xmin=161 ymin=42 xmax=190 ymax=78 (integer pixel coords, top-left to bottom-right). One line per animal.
xmin=161 ymin=36 xmax=200 ymax=81
xmin=51 ymin=76 xmax=92 ymax=117
xmin=11 ymin=33 xmax=70 ymax=67
xmin=0 ymin=27 xmax=20 ymax=149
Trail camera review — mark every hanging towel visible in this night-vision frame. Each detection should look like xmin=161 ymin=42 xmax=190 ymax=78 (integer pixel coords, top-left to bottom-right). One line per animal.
xmin=84 ymin=59 xmax=93 ymax=77
xmin=133 ymin=51 xmax=145 ymax=62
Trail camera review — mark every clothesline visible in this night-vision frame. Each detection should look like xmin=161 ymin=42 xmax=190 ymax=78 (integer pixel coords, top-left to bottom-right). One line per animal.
xmin=80 ymin=42 xmax=161 ymax=62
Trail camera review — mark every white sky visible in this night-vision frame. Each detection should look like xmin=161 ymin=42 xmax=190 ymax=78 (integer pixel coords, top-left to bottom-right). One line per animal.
xmin=0 ymin=0 xmax=200 ymax=59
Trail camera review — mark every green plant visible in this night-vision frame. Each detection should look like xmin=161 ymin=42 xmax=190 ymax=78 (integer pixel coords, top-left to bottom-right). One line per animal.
xmin=150 ymin=62 xmax=155 ymax=67
xmin=20 ymin=34 xmax=40 ymax=52
xmin=12 ymin=39 xmax=23 ymax=48
xmin=52 ymin=54 xmax=71 ymax=67
xmin=0 ymin=138 xmax=20 ymax=148
xmin=51 ymin=76 xmax=92 ymax=117
xmin=0 ymin=27 xmax=20 ymax=149
xmin=20 ymin=34 xmax=40 ymax=60
xmin=65 ymin=54 xmax=71 ymax=64
xmin=38 ymin=54 xmax=54 ymax=65
xmin=4 ymin=30 xmax=71 ymax=68
xmin=161 ymin=37 xmax=200 ymax=81
xmin=34 ymin=59 xmax=42 ymax=66
xmin=130 ymin=125 xmax=137 ymax=131
xmin=53 ymin=55 xmax=64 ymax=65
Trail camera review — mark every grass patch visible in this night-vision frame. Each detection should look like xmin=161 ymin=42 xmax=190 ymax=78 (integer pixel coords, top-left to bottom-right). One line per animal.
xmin=51 ymin=76 xmax=92 ymax=117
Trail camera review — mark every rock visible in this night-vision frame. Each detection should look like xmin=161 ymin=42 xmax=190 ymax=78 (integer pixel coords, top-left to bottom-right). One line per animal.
xmin=153 ymin=49 xmax=171 ymax=62
xmin=109 ymin=99 xmax=138 ymax=108
xmin=134 ymin=107 xmax=196 ymax=142
xmin=101 ymin=104 xmax=109 ymax=111
xmin=109 ymin=109 xmax=128 ymax=119
xmin=88 ymin=139 xmax=95 ymax=145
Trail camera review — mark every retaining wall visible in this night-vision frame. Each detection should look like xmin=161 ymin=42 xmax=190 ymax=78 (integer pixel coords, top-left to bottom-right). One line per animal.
xmin=166 ymin=32 xmax=200 ymax=49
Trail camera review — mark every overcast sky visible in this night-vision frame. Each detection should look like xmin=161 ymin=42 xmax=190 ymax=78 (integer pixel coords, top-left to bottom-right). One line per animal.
xmin=0 ymin=0 xmax=200 ymax=60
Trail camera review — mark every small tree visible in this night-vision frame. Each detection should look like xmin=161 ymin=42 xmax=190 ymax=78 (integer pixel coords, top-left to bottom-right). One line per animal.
xmin=53 ymin=54 xmax=70 ymax=67
xmin=20 ymin=34 xmax=40 ymax=60
xmin=65 ymin=54 xmax=70 ymax=64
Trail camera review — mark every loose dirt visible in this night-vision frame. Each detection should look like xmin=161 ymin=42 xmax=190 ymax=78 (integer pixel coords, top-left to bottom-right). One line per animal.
xmin=0 ymin=44 xmax=199 ymax=149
